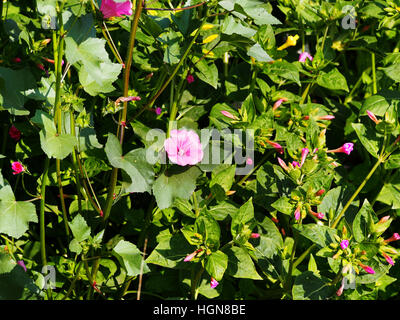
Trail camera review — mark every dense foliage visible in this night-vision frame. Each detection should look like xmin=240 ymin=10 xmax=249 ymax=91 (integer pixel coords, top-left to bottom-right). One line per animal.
xmin=1 ymin=0 xmax=400 ymax=300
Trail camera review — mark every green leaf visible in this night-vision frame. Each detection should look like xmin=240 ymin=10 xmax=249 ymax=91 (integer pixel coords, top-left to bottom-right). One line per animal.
xmin=146 ymin=233 xmax=196 ymax=269
xmin=65 ymin=37 xmax=122 ymax=96
xmin=292 ymin=271 xmax=335 ymax=300
xmin=112 ymin=240 xmax=150 ymax=277
xmin=205 ymin=250 xmax=228 ymax=281
xmin=382 ymin=63 xmax=400 ymax=82
xmin=235 ymin=0 xmax=281 ymax=25
xmin=221 ymin=15 xmax=256 ymax=38
xmin=231 ymin=198 xmax=255 ymax=239
xmin=210 ymin=164 xmax=236 ymax=201
xmin=159 ymin=30 xmax=182 ymax=64
xmin=68 ymin=214 xmax=91 ymax=242
xmin=266 ymin=61 xmax=301 ymax=86
xmin=224 ymin=246 xmax=262 ymax=280
xmin=194 ymin=58 xmax=219 ymax=89
xmin=208 ymin=201 xmax=238 ymax=221
xmin=353 ymin=199 xmax=375 ymax=243
xmin=247 ymin=43 xmax=273 ymax=62
xmin=152 ymin=166 xmax=201 ymax=210
xmin=105 ymin=133 xmax=154 ymax=193
xmin=0 ymin=184 xmax=37 ymax=239
xmin=376 ymin=171 xmax=400 ymax=209
xmin=316 ymin=68 xmax=349 ymax=92
xmin=0 ymin=252 xmax=41 ymax=299
xmin=352 ymin=123 xmax=381 ymax=158
xmin=293 ymin=224 xmax=337 ymax=248
xmin=271 ymin=196 xmax=294 ymax=215
xmin=0 ymin=67 xmax=38 ymax=115
xmin=195 ymin=211 xmax=221 ymax=250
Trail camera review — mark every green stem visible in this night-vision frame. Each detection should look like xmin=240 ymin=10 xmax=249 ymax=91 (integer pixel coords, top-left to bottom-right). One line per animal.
xmin=331 ymin=157 xmax=383 ymax=229
xmin=61 ymin=261 xmax=83 ymax=300
xmin=70 ymin=113 xmax=82 ymax=215
xmin=371 ymin=52 xmax=377 ymax=94
xmin=292 ymin=243 xmax=316 ymax=270
xmin=284 ymin=233 xmax=298 ymax=292
xmin=191 ymin=266 xmax=204 ymax=300
xmin=40 ymin=157 xmax=50 ymax=267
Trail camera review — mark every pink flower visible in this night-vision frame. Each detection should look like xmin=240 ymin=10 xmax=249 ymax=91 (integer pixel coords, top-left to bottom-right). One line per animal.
xmin=277 ymin=157 xmax=289 ymax=171
xmin=340 ymin=240 xmax=349 ymax=250
xmin=300 ymin=148 xmax=309 ymax=167
xmin=164 ymin=129 xmax=204 ymax=166
xmin=298 ymin=51 xmax=313 ymax=63
xmin=378 ymin=216 xmax=390 ymax=224
xmin=327 ymin=143 xmax=354 ymax=155
xmin=184 ymin=249 xmax=202 ymax=262
xmin=310 ymin=210 xmax=324 ymax=219
xmin=100 ymin=0 xmax=133 ymax=19
xmin=382 ymin=253 xmax=395 ymax=266
xmin=13 ymin=57 xmax=22 ymax=63
xmin=246 ymin=157 xmax=253 ymax=165
xmin=220 ymin=110 xmax=238 ymax=120
xmin=359 ymin=263 xmax=375 ymax=274
xmin=384 ymin=233 xmax=400 ymax=243
xmin=11 ymin=162 xmax=25 ymax=175
xmin=250 ymin=233 xmax=260 ymax=238
xmin=186 ymin=74 xmax=195 ymax=84
xmin=366 ymin=110 xmax=379 ymax=124
xmin=272 ymin=98 xmax=288 ymax=111
xmin=17 ymin=260 xmax=27 ymax=272
xmin=336 ymin=281 xmax=344 ymax=297
xmin=210 ymin=278 xmax=219 ymax=289
xmin=9 ymin=125 xmax=21 ymax=141
xmin=266 ymin=140 xmax=284 ymax=154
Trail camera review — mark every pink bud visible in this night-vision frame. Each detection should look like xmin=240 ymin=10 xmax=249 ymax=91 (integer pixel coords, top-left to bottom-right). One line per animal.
xmin=13 ymin=57 xmax=22 ymax=63
xmin=9 ymin=125 xmax=21 ymax=141
xmin=315 ymin=189 xmax=325 ymax=196
xmin=184 ymin=251 xmax=197 ymax=262
xmin=277 ymin=157 xmax=289 ymax=171
xmin=246 ymin=157 xmax=253 ymax=165
xmin=272 ymin=98 xmax=288 ymax=111
xmin=336 ymin=281 xmax=344 ymax=297
xmin=340 ymin=240 xmax=349 ymax=250
xmin=250 ymin=233 xmax=260 ymax=238
xmin=292 ymin=161 xmax=300 ymax=168
xmin=186 ymin=74 xmax=195 ymax=84
xmin=294 ymin=206 xmax=301 ymax=221
xmin=302 ymin=115 xmax=310 ymax=120
xmin=382 ymin=253 xmax=395 ymax=266
xmin=317 ymin=212 xmax=324 ymax=219
xmin=378 ymin=216 xmax=390 ymax=224
xmin=210 ymin=278 xmax=219 ymax=289
xmin=11 ymin=161 xmax=25 ymax=175
xmin=327 ymin=143 xmax=354 ymax=155
xmin=17 ymin=260 xmax=27 ymax=272
xmin=220 ymin=110 xmax=238 ymax=120
xmin=155 ymin=107 xmax=162 ymax=115
xmin=318 ymin=115 xmax=335 ymax=121
xmin=266 ymin=140 xmax=284 ymax=154
xmin=300 ymin=148 xmax=309 ymax=167
xmin=366 ymin=110 xmax=379 ymax=124
xmin=385 ymin=233 xmax=400 ymax=243
xmin=359 ymin=263 xmax=375 ymax=274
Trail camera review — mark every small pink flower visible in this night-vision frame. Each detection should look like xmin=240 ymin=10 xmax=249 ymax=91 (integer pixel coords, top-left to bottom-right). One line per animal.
xmin=164 ymin=129 xmax=204 ymax=166
xmin=359 ymin=263 xmax=375 ymax=274
xmin=9 ymin=125 xmax=21 ymax=141
xmin=210 ymin=278 xmax=219 ymax=289
xmin=382 ymin=253 xmax=395 ymax=266
xmin=318 ymin=115 xmax=335 ymax=121
xmin=336 ymin=281 xmax=344 ymax=297
xmin=277 ymin=157 xmax=289 ymax=171
xmin=250 ymin=233 xmax=260 ymax=239
xmin=298 ymin=51 xmax=313 ymax=63
xmin=186 ymin=74 xmax=195 ymax=84
xmin=378 ymin=216 xmax=390 ymax=224
xmin=384 ymin=233 xmax=400 ymax=243
xmin=300 ymin=148 xmax=309 ymax=167
xmin=100 ymin=0 xmax=133 ymax=19
xmin=17 ymin=260 xmax=27 ymax=272
xmin=155 ymin=107 xmax=162 ymax=115
xmin=310 ymin=210 xmax=324 ymax=219
xmin=272 ymin=98 xmax=288 ymax=111
xmin=11 ymin=162 xmax=25 ymax=175
xmin=366 ymin=110 xmax=379 ymax=124
xmin=266 ymin=140 xmax=284 ymax=154
xmin=220 ymin=110 xmax=238 ymax=120
xmin=327 ymin=143 xmax=354 ymax=155
xmin=340 ymin=240 xmax=349 ymax=250
xmin=246 ymin=157 xmax=253 ymax=165
xmin=13 ymin=57 xmax=22 ymax=63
